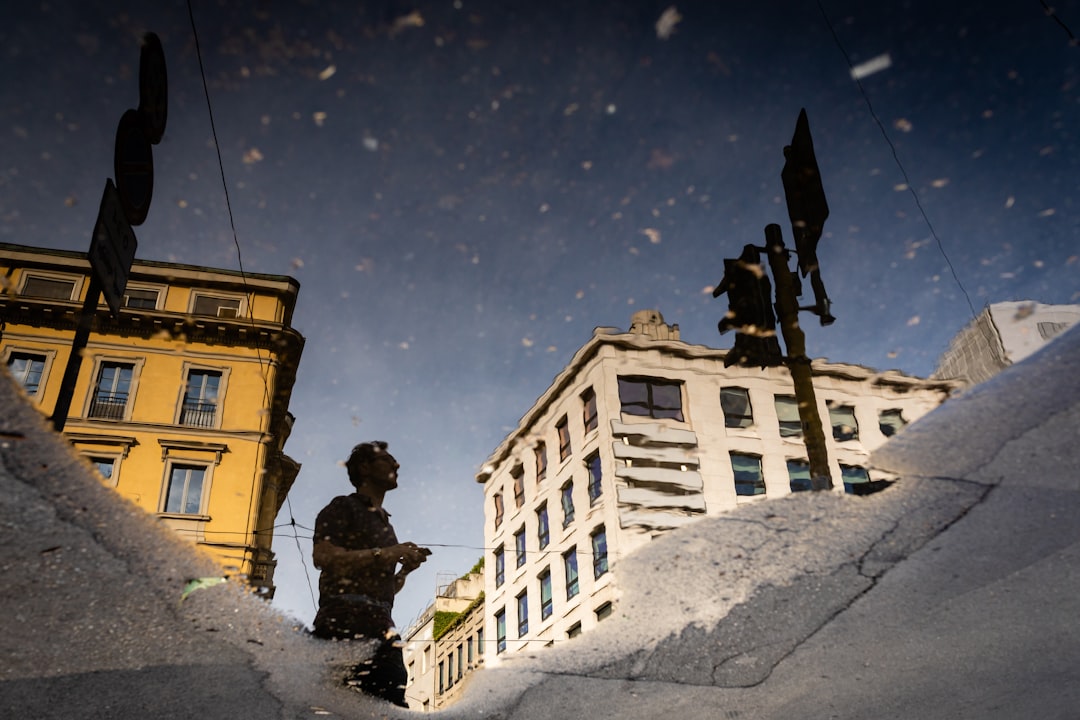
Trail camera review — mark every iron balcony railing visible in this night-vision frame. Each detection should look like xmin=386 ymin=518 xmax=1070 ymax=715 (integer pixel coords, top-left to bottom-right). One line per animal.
xmin=88 ymin=392 xmax=128 ymax=420
xmin=180 ymin=400 xmax=217 ymax=428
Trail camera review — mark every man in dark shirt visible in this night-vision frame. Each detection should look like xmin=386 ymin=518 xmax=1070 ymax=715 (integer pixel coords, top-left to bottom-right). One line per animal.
xmin=312 ymin=441 xmax=430 ymax=706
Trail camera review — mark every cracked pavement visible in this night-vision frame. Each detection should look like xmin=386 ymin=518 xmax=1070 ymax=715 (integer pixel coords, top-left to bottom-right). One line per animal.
xmin=2 ymin=326 xmax=1078 ymax=719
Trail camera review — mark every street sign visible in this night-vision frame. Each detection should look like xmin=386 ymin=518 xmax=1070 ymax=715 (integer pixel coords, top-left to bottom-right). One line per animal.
xmin=89 ymin=178 xmax=138 ymax=317
xmin=138 ymin=32 xmax=168 ymax=145
xmin=114 ymin=108 xmax=154 ymax=226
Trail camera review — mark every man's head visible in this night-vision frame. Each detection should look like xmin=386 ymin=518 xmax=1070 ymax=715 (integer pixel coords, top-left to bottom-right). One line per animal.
xmin=346 ymin=441 xmax=400 ymax=492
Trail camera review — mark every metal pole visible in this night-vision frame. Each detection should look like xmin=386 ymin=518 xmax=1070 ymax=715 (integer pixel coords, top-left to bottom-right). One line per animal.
xmin=50 ymin=274 xmax=102 ymax=432
xmin=763 ymin=224 xmax=833 ymax=490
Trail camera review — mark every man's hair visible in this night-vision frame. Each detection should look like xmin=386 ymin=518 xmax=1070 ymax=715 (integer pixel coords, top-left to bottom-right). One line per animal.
xmin=346 ymin=441 xmax=389 ymax=479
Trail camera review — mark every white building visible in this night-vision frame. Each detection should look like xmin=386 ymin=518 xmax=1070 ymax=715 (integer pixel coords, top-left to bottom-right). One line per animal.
xmin=401 ymin=569 xmax=485 ymax=711
xmin=476 ymin=310 xmax=955 ymax=663
xmin=933 ymin=300 xmax=1080 ymax=386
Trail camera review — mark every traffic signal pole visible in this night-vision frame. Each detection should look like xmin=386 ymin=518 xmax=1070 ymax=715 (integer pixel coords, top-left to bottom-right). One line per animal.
xmin=763 ymin=224 xmax=833 ymax=491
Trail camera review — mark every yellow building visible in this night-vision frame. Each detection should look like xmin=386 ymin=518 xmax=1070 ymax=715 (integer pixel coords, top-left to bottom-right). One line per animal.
xmin=0 ymin=242 xmax=305 ymax=596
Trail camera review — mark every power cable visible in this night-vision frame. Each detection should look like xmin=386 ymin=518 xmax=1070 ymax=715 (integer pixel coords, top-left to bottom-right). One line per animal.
xmin=815 ymin=0 xmax=978 ymax=321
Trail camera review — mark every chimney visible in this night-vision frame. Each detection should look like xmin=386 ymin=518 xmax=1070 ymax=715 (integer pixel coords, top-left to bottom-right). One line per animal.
xmin=628 ymin=309 xmax=680 ymax=341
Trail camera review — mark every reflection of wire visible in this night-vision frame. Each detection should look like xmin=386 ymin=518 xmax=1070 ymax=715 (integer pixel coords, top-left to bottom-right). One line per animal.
xmin=816 ymin=0 xmax=977 ymax=321
xmin=1041 ymin=0 xmax=1078 ymax=45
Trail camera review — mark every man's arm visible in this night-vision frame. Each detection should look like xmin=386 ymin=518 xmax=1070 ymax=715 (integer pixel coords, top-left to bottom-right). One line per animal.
xmin=313 ymin=539 xmax=430 ymax=578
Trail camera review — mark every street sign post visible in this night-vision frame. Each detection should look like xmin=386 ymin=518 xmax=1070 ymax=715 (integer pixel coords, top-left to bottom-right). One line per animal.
xmin=88 ymin=179 xmax=138 ymax=317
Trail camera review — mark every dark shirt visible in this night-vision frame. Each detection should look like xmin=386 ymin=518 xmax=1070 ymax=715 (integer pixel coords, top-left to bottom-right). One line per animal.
xmin=313 ymin=493 xmax=399 ymax=639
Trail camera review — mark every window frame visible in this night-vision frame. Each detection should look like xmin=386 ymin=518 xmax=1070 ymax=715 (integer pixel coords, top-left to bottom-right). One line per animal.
xmin=586 ymin=452 xmax=603 ymax=505
xmin=774 ymin=395 xmax=802 ymax=438
xmin=539 ymin=568 xmax=553 ymax=620
xmin=560 ymin=480 xmax=575 ymax=528
xmin=18 ymin=270 xmax=81 ymax=301
xmin=160 ymin=460 xmax=212 ymax=516
xmin=591 ymin=526 xmax=608 ymax=579
xmin=84 ymin=357 xmax=143 ymax=422
xmin=786 ymin=458 xmax=812 ymax=493
xmin=512 ymin=466 xmax=525 ymax=508
xmin=720 ymin=386 xmax=754 ymax=428
xmin=556 ymin=415 xmax=571 ymax=461
xmin=495 ymin=609 xmax=507 ymax=653
xmin=731 ymin=452 xmax=766 ymax=496
xmin=493 ymin=491 xmax=504 ymax=528
xmin=84 ymin=453 xmax=122 ymax=488
xmin=176 ymin=364 xmax=229 ymax=429
xmin=120 ymin=283 xmax=165 ymax=310
xmin=563 ymin=547 xmax=579 ymax=599
xmin=534 ymin=441 xmax=547 ymax=482
xmin=189 ymin=291 xmax=246 ymax=319
xmin=516 ymin=590 xmax=529 ymax=637
xmin=536 ymin=503 xmax=550 ymax=549
xmin=879 ymin=408 xmax=907 ymax=438
xmin=581 ymin=386 xmax=598 ymax=433
xmin=514 ymin=526 xmax=526 ymax=568
xmin=3 ymin=347 xmax=56 ymax=402
xmin=494 ymin=545 xmax=505 ymax=587
xmin=617 ymin=375 xmax=685 ymax=421
xmin=827 ymin=401 xmax=859 ymax=442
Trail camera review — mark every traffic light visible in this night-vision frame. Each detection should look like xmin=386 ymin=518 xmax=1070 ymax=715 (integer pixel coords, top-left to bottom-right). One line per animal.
xmin=712 ymin=244 xmax=783 ymax=368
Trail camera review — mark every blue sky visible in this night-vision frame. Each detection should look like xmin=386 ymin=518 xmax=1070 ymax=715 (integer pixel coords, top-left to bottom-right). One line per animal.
xmin=3 ymin=0 xmax=1078 ymax=627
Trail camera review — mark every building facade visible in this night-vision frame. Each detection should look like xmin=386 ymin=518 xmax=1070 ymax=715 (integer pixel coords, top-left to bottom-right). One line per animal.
xmin=0 ymin=242 xmax=305 ymax=595
xmin=933 ymin=300 xmax=1080 ymax=386
xmin=477 ymin=310 xmax=954 ymax=662
xmin=401 ymin=569 xmax=485 ymax=711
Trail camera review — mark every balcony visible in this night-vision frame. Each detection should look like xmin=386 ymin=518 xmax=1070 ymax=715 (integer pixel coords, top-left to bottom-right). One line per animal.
xmin=88 ymin=393 xmax=128 ymax=420
xmin=180 ymin=401 xmax=217 ymax=428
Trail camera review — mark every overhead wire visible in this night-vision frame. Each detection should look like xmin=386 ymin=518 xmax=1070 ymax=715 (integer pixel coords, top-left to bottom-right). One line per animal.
xmin=185 ymin=0 xmax=317 ymax=611
xmin=815 ymin=0 xmax=978 ymax=321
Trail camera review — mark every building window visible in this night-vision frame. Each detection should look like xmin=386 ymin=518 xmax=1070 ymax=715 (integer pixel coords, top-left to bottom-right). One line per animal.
xmin=567 ymin=622 xmax=582 ymax=638
xmin=163 ymin=463 xmax=207 ymax=515
xmin=477 ymin=626 xmax=484 ymax=656
xmin=582 ymin=387 xmax=598 ymax=433
xmin=731 ymin=453 xmax=766 ymax=496
xmin=495 ymin=609 xmax=506 ymax=653
xmin=591 ymin=526 xmax=608 ymax=579
xmin=586 ymin=453 xmax=603 ymax=505
xmin=774 ymin=395 xmax=802 ymax=438
xmin=720 ymin=387 xmax=753 ymax=428
xmin=88 ymin=456 xmax=117 ymax=485
xmin=21 ymin=274 xmax=76 ymax=300
xmin=191 ymin=293 xmax=242 ymax=318
xmin=841 ymin=464 xmax=873 ymax=494
xmin=564 ymin=548 xmax=579 ymax=599
xmin=438 ymin=661 xmax=445 ymax=693
xmin=467 ymin=637 xmax=474 ymax=665
xmin=447 ymin=651 xmax=455 ymax=687
xmin=534 ymin=442 xmax=547 ymax=482
xmin=828 ymin=402 xmax=859 ymax=441
xmin=180 ymin=368 xmax=221 ymax=427
xmin=89 ymin=361 xmax=134 ymax=420
xmin=536 ymin=504 xmax=550 ymax=549
xmin=493 ymin=492 xmax=504 ymax=528
xmin=494 ymin=545 xmax=505 ymax=587
xmin=6 ymin=352 xmax=46 ymax=396
xmin=517 ymin=591 xmax=529 ymax=637
xmin=617 ymin=376 xmax=684 ymax=421
xmin=595 ymin=601 xmax=613 ymax=621
xmin=560 ymin=481 xmax=575 ymax=527
xmin=879 ymin=409 xmax=907 ymax=437
xmin=787 ymin=459 xmax=812 ymax=493
xmin=539 ymin=568 xmax=553 ymax=620
xmin=457 ymin=644 xmax=464 ymax=679
xmin=123 ymin=287 xmax=159 ymax=309
xmin=514 ymin=527 xmax=526 ymax=568
xmin=556 ymin=415 xmax=571 ymax=461
xmin=513 ymin=466 xmax=525 ymax=508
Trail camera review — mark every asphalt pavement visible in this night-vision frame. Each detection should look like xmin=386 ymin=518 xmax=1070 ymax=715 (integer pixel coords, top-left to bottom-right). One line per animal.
xmin=2 ymin=325 xmax=1078 ymax=719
